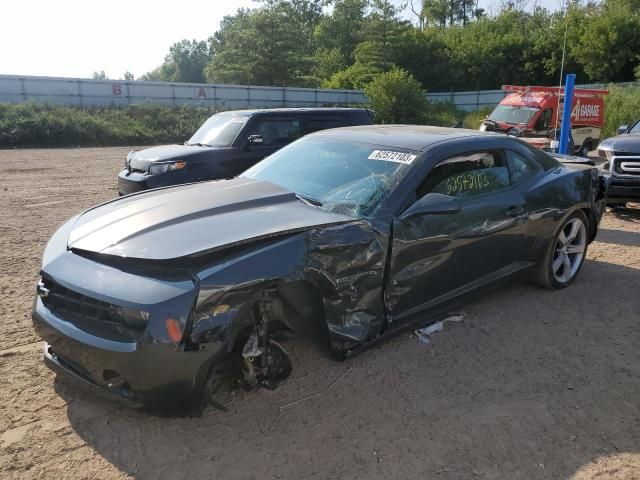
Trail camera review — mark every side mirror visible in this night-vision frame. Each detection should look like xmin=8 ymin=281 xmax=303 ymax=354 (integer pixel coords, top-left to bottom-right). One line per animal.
xmin=617 ymin=125 xmax=628 ymax=135
xmin=247 ymin=134 xmax=263 ymax=145
xmin=401 ymin=193 xmax=461 ymax=220
xmin=507 ymin=127 xmax=523 ymax=137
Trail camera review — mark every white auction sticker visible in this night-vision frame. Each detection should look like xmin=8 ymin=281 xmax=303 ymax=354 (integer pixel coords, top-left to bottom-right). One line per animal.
xmin=368 ymin=150 xmax=417 ymax=164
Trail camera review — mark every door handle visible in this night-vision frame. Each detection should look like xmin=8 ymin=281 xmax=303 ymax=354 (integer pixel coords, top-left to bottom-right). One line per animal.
xmin=506 ymin=205 xmax=525 ymax=217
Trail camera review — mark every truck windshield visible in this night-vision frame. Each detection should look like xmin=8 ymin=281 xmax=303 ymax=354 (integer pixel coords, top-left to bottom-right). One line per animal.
xmin=187 ymin=113 xmax=248 ymax=147
xmin=242 ymin=137 xmax=416 ymax=217
xmin=489 ymin=105 xmax=540 ymax=126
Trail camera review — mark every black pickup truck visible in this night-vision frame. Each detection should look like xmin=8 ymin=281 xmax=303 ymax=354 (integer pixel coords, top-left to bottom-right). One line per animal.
xmin=597 ymin=119 xmax=640 ymax=206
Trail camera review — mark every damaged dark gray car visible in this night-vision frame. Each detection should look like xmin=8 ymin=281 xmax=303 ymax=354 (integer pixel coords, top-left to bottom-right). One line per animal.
xmin=33 ymin=126 xmax=606 ymax=413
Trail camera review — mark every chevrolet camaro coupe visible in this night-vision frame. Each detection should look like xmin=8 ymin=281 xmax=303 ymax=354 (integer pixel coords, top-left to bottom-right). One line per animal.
xmin=33 ymin=126 xmax=606 ymax=413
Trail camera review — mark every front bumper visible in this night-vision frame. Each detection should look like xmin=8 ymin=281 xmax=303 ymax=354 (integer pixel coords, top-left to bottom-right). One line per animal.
xmin=33 ymin=296 xmax=223 ymax=410
xmin=43 ymin=341 xmax=144 ymax=408
xmin=606 ymin=175 xmax=640 ymax=203
xmin=117 ymin=169 xmax=202 ymax=196
xmin=118 ymin=170 xmax=149 ymax=196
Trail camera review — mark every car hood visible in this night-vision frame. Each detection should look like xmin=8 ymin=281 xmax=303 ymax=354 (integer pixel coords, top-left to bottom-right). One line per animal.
xmin=66 ymin=178 xmax=353 ymax=260
xmin=599 ymin=133 xmax=640 ymax=153
xmin=128 ymin=144 xmax=229 ymax=170
xmin=551 ymin=153 xmax=595 ymax=167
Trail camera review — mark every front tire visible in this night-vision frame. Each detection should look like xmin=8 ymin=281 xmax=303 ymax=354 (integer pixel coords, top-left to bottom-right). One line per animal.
xmin=532 ymin=211 xmax=589 ymax=289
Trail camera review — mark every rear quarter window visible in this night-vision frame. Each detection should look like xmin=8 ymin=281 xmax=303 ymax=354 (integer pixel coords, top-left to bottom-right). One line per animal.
xmin=525 ymin=144 xmax=561 ymax=171
xmin=506 ymin=149 xmax=540 ymax=183
xmin=305 ymin=115 xmax=350 ymax=133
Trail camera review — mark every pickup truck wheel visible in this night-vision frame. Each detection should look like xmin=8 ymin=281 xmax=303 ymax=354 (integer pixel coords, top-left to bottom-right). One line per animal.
xmin=532 ymin=211 xmax=589 ymax=290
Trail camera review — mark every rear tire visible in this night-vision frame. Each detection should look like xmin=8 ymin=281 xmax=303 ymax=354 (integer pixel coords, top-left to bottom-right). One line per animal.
xmin=532 ymin=211 xmax=589 ymax=290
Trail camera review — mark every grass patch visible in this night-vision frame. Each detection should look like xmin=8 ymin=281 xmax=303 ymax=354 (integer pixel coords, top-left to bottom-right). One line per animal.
xmin=0 ymin=103 xmax=217 ymax=147
xmin=603 ymin=85 xmax=640 ymax=139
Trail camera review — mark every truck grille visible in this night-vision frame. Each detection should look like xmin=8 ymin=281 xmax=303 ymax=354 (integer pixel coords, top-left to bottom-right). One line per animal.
xmin=38 ymin=277 xmax=145 ymax=342
xmin=612 ymin=155 xmax=640 ymax=177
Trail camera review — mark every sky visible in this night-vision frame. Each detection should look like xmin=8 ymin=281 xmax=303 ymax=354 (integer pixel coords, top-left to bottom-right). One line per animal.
xmin=0 ymin=0 xmax=563 ymax=80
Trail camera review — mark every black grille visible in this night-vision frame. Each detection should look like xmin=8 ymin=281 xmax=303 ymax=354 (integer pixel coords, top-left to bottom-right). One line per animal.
xmin=613 ymin=157 xmax=640 ymax=177
xmin=39 ymin=277 xmax=144 ymax=342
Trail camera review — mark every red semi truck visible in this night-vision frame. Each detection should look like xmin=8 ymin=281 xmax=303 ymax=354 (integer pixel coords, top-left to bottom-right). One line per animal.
xmin=480 ymin=85 xmax=608 ymax=155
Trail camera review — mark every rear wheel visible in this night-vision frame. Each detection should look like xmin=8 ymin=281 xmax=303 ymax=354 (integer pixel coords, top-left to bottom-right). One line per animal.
xmin=532 ymin=211 xmax=589 ymax=289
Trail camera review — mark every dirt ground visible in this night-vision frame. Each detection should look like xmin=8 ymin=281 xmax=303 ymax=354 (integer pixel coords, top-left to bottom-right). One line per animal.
xmin=1 ymin=147 xmax=639 ymax=480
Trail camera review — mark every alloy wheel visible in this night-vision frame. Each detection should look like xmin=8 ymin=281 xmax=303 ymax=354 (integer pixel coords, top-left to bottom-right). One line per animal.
xmin=552 ymin=217 xmax=587 ymax=283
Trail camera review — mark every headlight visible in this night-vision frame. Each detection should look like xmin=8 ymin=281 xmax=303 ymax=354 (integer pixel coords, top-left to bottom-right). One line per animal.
xmin=597 ymin=146 xmax=612 ymax=160
xmin=149 ymin=161 xmax=187 ymax=175
xmin=125 ymin=150 xmax=134 ymax=168
xmin=116 ymin=306 xmax=151 ymax=329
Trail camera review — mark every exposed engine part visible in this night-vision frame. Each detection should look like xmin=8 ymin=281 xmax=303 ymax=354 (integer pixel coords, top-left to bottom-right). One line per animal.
xmin=241 ymin=296 xmax=292 ymax=390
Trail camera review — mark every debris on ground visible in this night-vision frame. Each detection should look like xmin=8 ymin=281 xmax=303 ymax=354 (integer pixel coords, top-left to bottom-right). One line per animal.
xmin=414 ymin=313 xmax=466 ymax=344
xmin=279 ymin=366 xmax=353 ymax=411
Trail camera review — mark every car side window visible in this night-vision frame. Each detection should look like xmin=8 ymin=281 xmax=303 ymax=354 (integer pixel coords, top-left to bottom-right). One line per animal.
xmin=305 ymin=115 xmax=350 ymax=133
xmin=417 ymin=151 xmax=510 ymax=200
xmin=536 ymin=109 xmax=552 ymax=130
xmin=526 ymin=144 xmax=561 ymax=170
xmin=248 ymin=118 xmax=302 ymax=146
xmin=506 ymin=150 xmax=539 ymax=184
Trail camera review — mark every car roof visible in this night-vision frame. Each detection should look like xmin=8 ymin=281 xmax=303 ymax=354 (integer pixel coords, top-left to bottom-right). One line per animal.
xmin=218 ymin=107 xmax=371 ymax=116
xmin=309 ymin=124 xmax=499 ymax=151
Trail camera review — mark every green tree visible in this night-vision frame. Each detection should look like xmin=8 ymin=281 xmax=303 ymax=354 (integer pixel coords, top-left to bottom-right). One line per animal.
xmin=422 ymin=0 xmax=477 ymax=26
xmin=323 ymin=0 xmax=408 ymax=88
xmin=314 ymin=0 xmax=368 ymax=72
xmin=361 ymin=0 xmax=409 ymax=71
xmin=314 ymin=47 xmax=347 ymax=82
xmin=141 ymin=40 xmax=210 ymax=83
xmin=91 ymin=71 xmax=108 ymax=80
xmin=123 ymin=71 xmax=135 ymax=81
xmin=422 ymin=0 xmax=449 ymax=26
xmin=206 ymin=1 xmax=320 ymax=86
xmin=602 ymin=85 xmax=640 ymax=138
xmin=364 ymin=68 xmax=429 ymax=123
xmin=139 ymin=67 xmax=163 ymax=81
xmin=570 ymin=0 xmax=640 ymax=82
xmin=164 ymin=39 xmax=210 ymax=83
xmin=137 ymin=0 xmax=640 ymax=92
xmin=393 ymin=29 xmax=452 ymax=91
xmin=205 ymin=9 xmax=257 ymax=84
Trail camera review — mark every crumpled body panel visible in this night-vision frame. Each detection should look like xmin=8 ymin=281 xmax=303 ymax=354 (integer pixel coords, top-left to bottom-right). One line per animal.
xmin=193 ymin=220 xmax=389 ymax=353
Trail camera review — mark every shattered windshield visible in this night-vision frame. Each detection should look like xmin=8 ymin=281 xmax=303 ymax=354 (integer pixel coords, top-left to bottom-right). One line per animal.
xmin=187 ymin=113 xmax=248 ymax=147
xmin=489 ymin=105 xmax=540 ymax=125
xmin=242 ymin=137 xmax=417 ymax=217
